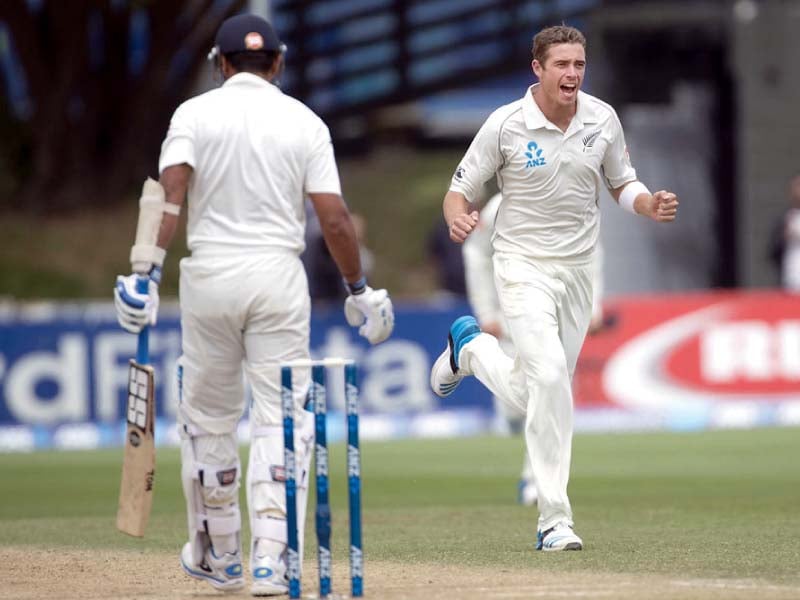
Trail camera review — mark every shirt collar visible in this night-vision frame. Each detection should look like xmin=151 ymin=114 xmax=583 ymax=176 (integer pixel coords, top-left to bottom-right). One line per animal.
xmin=522 ymin=84 xmax=598 ymax=131
xmin=574 ymin=90 xmax=599 ymax=127
xmin=223 ymin=72 xmax=280 ymax=92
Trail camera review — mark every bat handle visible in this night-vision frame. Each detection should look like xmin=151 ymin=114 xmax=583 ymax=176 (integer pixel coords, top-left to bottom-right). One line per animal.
xmin=136 ymin=275 xmax=150 ymax=365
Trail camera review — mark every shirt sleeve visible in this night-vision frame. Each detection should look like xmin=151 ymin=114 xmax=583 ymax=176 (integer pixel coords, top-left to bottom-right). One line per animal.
xmin=159 ymin=102 xmax=196 ymax=174
xmin=449 ymin=112 xmax=503 ymax=202
xmin=304 ymin=119 xmax=342 ymax=195
xmin=601 ymin=109 xmax=637 ymax=190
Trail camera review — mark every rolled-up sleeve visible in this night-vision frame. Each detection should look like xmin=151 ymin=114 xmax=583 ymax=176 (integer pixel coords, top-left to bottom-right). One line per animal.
xmin=601 ymin=110 xmax=637 ymax=189
xmin=304 ymin=119 xmax=342 ymax=195
xmin=449 ymin=113 xmax=503 ymax=202
xmin=159 ymin=103 xmax=196 ymax=174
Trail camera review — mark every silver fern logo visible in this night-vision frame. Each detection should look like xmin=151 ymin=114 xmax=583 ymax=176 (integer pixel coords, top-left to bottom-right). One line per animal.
xmin=582 ymin=130 xmax=600 ymax=152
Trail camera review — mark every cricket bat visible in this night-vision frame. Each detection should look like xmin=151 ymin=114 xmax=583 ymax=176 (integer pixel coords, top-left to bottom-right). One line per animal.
xmin=116 ymin=276 xmax=156 ymax=537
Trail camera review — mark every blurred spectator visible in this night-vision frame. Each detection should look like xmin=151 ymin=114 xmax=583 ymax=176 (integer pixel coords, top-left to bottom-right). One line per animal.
xmin=306 ymin=209 xmax=374 ymax=303
xmin=587 ymin=243 xmax=606 ymax=334
xmin=427 ymin=220 xmax=467 ymax=297
xmin=769 ymin=175 xmax=800 ymax=291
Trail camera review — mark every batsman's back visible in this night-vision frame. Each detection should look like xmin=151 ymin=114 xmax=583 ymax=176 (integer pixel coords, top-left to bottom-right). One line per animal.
xmin=159 ymin=75 xmax=340 ymax=255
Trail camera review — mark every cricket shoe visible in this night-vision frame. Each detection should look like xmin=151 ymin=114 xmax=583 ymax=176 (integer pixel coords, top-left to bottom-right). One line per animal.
xmin=518 ymin=479 xmax=538 ymax=507
xmin=430 ymin=315 xmax=481 ymax=397
xmin=180 ymin=542 xmax=244 ymax=592
xmin=536 ymin=522 xmax=583 ymax=551
xmin=250 ymin=548 xmax=289 ymax=596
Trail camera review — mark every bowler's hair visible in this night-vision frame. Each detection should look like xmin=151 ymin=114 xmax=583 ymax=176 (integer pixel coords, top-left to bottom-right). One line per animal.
xmin=531 ymin=25 xmax=586 ymax=64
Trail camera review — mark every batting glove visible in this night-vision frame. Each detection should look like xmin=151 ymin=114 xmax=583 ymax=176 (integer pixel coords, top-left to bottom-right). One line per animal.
xmin=344 ymin=286 xmax=395 ymax=345
xmin=113 ymin=268 xmax=161 ymax=333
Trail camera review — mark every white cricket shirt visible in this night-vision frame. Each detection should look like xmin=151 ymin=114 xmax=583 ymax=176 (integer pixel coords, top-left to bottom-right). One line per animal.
xmin=450 ymin=84 xmax=636 ymax=260
xmin=159 ymin=72 xmax=341 ymax=255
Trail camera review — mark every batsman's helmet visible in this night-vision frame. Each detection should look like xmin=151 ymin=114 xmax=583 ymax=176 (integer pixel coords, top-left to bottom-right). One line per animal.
xmin=208 ymin=14 xmax=286 ymax=63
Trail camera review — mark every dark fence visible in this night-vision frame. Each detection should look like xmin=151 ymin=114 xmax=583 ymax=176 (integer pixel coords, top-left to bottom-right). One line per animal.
xmin=272 ymin=0 xmax=600 ymax=126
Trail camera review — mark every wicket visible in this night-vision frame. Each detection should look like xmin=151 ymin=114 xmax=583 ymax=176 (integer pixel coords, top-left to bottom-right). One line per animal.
xmin=281 ymin=358 xmax=363 ymax=599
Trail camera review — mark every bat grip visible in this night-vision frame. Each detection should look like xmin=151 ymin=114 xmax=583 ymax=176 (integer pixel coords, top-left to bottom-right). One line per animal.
xmin=136 ymin=275 xmax=150 ymax=364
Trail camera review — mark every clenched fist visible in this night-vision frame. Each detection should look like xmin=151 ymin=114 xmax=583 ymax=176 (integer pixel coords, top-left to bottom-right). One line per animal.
xmin=448 ymin=211 xmax=480 ymax=243
xmin=646 ymin=190 xmax=679 ymax=223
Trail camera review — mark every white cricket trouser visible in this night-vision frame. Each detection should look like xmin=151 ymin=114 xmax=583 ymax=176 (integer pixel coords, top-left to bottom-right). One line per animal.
xmin=177 ymin=249 xmax=311 ymax=435
xmin=492 ymin=333 xmax=533 ymax=483
xmin=460 ymin=251 xmax=594 ymax=531
xmin=492 ymin=333 xmax=521 ymax=425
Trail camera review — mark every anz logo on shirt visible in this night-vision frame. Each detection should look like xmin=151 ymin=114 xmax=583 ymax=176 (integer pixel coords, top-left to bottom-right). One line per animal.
xmin=524 ymin=141 xmax=546 ymax=168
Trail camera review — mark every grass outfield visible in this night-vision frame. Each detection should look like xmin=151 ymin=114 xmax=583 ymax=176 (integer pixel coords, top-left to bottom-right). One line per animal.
xmin=2 ymin=428 xmax=800 ymax=598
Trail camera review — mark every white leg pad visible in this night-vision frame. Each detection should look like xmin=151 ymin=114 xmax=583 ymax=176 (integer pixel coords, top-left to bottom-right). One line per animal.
xmin=181 ymin=431 xmax=242 ymax=565
xmin=247 ymin=412 xmax=314 ymax=566
xmin=250 ymin=515 xmax=290 ymax=569
xmin=251 ymin=515 xmax=289 ymax=543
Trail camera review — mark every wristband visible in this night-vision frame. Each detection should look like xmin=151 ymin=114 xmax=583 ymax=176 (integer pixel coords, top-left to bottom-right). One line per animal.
xmin=619 ymin=181 xmax=650 ymax=215
xmin=346 ymin=276 xmax=367 ymax=295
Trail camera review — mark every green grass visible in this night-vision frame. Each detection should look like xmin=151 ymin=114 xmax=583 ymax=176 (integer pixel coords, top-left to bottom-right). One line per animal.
xmin=2 ymin=429 xmax=799 ymax=583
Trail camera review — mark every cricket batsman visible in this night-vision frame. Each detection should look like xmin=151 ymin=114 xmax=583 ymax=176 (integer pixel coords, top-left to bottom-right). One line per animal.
xmin=113 ymin=13 xmax=394 ymax=596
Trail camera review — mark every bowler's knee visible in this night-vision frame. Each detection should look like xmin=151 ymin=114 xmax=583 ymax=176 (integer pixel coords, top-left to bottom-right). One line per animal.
xmin=534 ymin=358 xmax=569 ymax=391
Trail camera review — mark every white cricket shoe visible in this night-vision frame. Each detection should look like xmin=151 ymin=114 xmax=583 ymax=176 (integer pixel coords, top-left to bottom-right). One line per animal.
xmin=251 ymin=544 xmax=289 ymax=597
xmin=536 ymin=522 xmax=583 ymax=551
xmin=180 ymin=542 xmax=245 ymax=592
xmin=430 ymin=315 xmax=481 ymax=397
xmin=518 ymin=479 xmax=538 ymax=507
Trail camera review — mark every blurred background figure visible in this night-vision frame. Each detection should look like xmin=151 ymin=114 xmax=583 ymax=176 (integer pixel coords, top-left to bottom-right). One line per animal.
xmin=587 ymin=243 xmax=606 ymax=334
xmin=306 ymin=207 xmax=375 ymax=304
xmin=427 ymin=219 xmax=467 ymax=299
xmin=769 ymin=175 xmax=800 ymax=292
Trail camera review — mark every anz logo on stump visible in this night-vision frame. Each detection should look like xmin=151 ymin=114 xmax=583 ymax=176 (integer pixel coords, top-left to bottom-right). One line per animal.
xmin=524 ymin=141 xmax=546 ymax=168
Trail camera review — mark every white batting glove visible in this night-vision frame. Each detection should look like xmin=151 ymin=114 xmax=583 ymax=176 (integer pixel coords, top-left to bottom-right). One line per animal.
xmin=344 ymin=286 xmax=395 ymax=344
xmin=113 ymin=269 xmax=161 ymax=333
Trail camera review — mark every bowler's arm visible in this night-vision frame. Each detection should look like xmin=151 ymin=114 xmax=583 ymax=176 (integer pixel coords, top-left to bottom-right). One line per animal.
xmin=610 ymin=182 xmax=679 ymax=223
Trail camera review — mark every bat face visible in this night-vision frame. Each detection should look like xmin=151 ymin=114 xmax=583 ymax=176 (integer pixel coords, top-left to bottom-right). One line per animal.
xmin=116 ymin=359 xmax=156 ymax=537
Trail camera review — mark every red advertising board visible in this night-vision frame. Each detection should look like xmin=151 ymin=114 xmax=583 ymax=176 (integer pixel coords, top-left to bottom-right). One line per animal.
xmin=573 ymin=290 xmax=800 ymax=429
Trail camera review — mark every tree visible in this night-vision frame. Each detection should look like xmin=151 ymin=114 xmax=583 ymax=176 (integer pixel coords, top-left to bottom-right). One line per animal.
xmin=0 ymin=0 xmax=246 ymax=212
